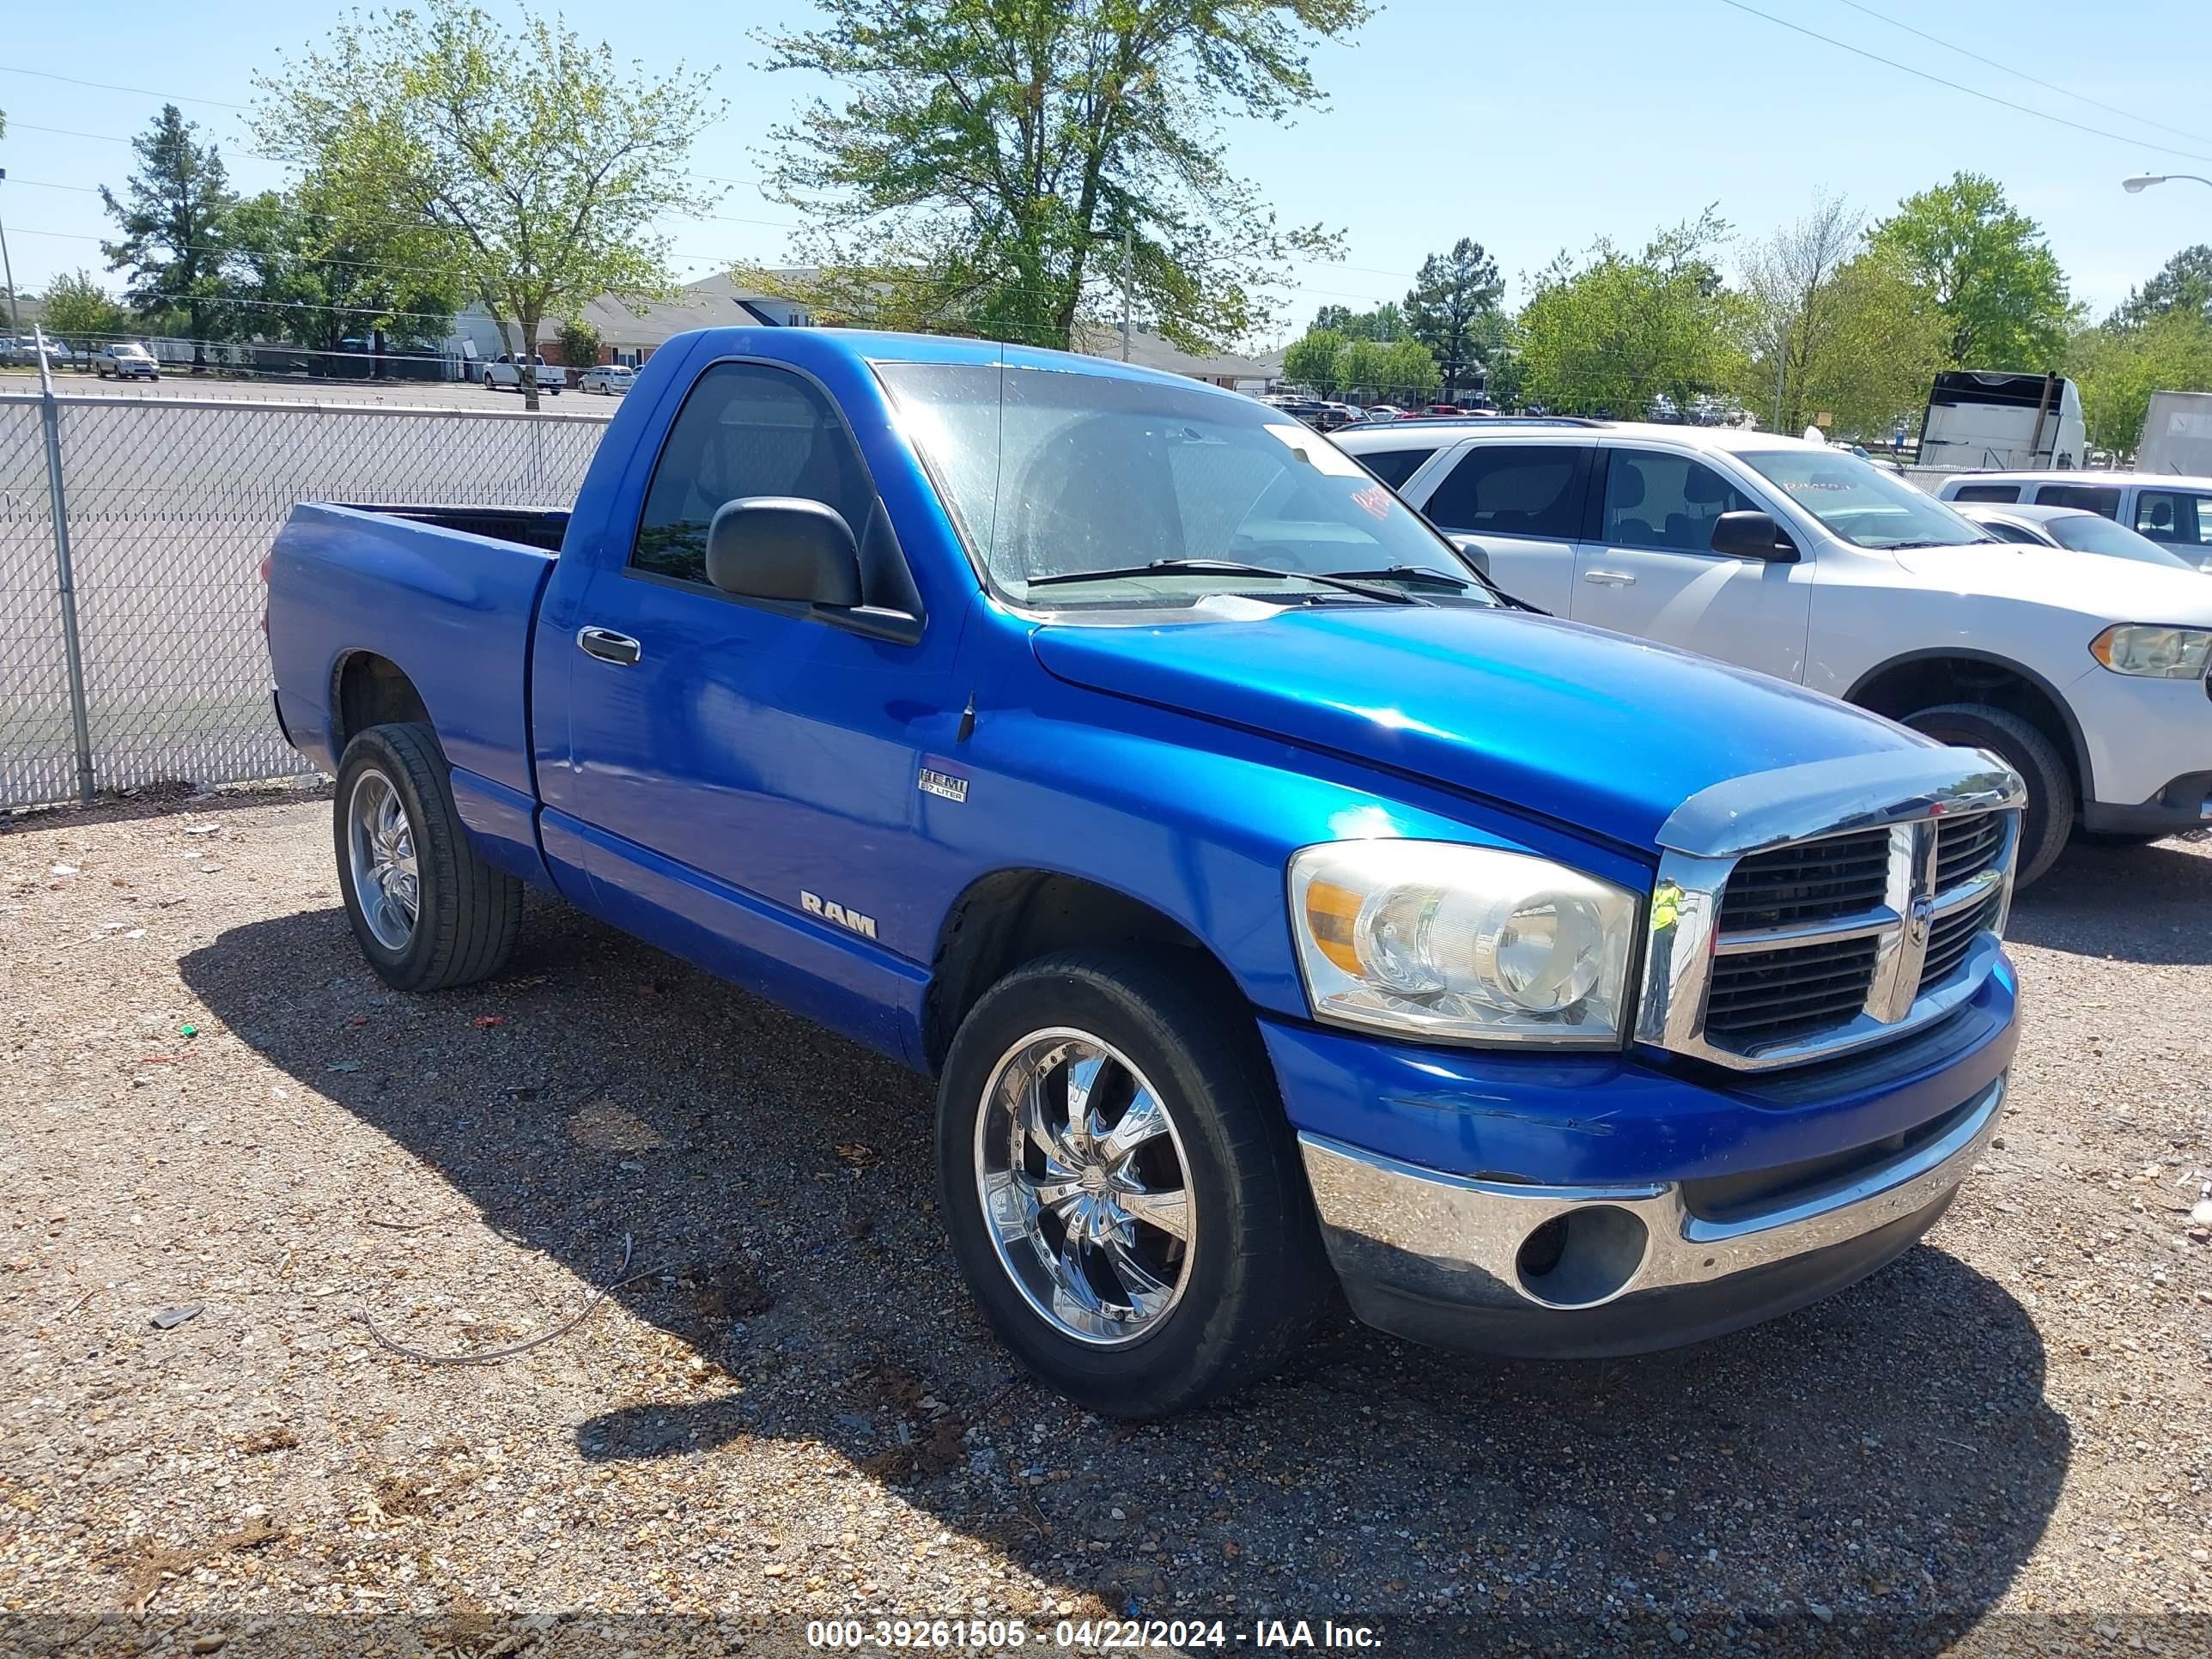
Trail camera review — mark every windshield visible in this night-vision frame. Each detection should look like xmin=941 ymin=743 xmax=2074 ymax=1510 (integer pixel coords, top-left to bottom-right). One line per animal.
xmin=2044 ymin=512 xmax=2201 ymax=568
xmin=1736 ymin=447 xmax=1994 ymax=550
xmin=877 ymin=361 xmax=1490 ymax=607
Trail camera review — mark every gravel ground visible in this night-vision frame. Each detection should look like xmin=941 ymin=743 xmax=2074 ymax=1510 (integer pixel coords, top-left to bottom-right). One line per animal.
xmin=3 ymin=787 xmax=2209 ymax=1658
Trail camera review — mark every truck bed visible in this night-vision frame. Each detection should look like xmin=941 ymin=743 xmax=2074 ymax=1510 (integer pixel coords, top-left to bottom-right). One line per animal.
xmin=266 ymin=502 xmax=562 ymax=811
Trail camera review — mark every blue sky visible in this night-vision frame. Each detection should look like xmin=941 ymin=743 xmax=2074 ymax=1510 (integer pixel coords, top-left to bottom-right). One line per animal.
xmin=4 ymin=0 xmax=2209 ymax=343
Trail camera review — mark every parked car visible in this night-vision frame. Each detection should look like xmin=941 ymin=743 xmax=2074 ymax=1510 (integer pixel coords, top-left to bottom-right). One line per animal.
xmin=1934 ymin=470 xmax=2212 ymax=558
xmin=1955 ymin=501 xmax=2209 ymax=572
xmin=1361 ymin=404 xmax=1407 ymax=422
xmin=7 ymin=336 xmax=78 ymax=370
xmin=266 ymin=328 xmax=2022 ymax=1415
xmin=480 ymin=353 xmax=563 ymax=395
xmin=1335 ymin=416 xmax=2212 ymax=878
xmin=577 ymin=363 xmax=635 ymax=395
xmin=95 ymin=342 xmax=160 ymax=380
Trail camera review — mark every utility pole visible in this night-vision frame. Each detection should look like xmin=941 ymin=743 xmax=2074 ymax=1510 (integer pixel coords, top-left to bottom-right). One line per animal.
xmin=0 ymin=168 xmax=23 ymax=341
xmin=1120 ymin=224 xmax=1133 ymax=362
xmin=1770 ymin=314 xmax=1788 ymax=434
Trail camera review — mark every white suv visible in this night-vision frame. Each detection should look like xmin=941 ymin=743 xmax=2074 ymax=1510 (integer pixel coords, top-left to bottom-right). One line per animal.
xmin=1336 ymin=418 xmax=2212 ymax=883
xmin=1933 ymin=471 xmax=2212 ymax=560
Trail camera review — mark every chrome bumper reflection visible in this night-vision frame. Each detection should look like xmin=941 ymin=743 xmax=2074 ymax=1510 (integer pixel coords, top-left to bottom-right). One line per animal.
xmin=1299 ymin=1073 xmax=2003 ymax=1316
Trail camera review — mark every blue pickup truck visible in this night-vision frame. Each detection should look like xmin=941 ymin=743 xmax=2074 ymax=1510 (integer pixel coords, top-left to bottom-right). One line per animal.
xmin=266 ymin=328 xmax=2024 ymax=1415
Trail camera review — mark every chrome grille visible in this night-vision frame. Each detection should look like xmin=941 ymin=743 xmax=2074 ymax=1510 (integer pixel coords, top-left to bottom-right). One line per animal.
xmin=1920 ymin=888 xmax=2002 ymax=990
xmin=1935 ymin=812 xmax=2007 ymax=890
xmin=1638 ymin=753 xmax=2024 ymax=1074
xmin=1705 ymin=935 xmax=1882 ymax=1046
xmin=1718 ymin=828 xmax=1892 ymax=931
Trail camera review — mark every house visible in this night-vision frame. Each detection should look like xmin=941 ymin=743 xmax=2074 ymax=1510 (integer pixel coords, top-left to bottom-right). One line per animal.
xmin=1072 ymin=322 xmax=1281 ymax=393
xmin=443 ymin=271 xmax=1279 ymax=393
xmin=443 ymin=271 xmax=816 ymax=370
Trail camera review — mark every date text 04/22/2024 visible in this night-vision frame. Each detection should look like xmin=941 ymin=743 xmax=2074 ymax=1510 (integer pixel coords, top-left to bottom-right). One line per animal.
xmin=805 ymin=1620 xmax=1382 ymax=1650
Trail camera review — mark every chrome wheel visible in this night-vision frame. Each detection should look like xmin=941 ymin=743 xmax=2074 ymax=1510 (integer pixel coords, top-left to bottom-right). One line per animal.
xmin=346 ymin=769 xmax=419 ymax=951
xmin=975 ymin=1029 xmax=1196 ymax=1346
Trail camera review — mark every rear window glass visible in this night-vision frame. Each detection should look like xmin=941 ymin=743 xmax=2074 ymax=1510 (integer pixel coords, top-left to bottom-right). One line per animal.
xmin=1354 ymin=447 xmax=1436 ymax=489
xmin=1423 ymin=444 xmax=1588 ymax=539
xmin=2032 ymin=483 xmax=2120 ymax=516
xmin=1948 ymin=483 xmax=2021 ymax=503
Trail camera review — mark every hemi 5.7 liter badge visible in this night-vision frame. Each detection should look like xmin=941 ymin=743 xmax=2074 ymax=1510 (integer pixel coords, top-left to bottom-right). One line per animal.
xmin=918 ymin=766 xmax=969 ymax=804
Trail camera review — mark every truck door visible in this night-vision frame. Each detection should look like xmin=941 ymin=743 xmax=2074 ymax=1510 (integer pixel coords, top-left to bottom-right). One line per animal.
xmin=1569 ymin=447 xmax=1814 ymax=683
xmin=554 ymin=359 xmax=958 ymax=981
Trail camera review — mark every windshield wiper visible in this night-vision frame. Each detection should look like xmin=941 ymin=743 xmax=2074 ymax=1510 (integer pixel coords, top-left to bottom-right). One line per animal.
xmin=1024 ymin=559 xmax=1428 ymax=605
xmin=1322 ymin=562 xmax=1546 ymax=614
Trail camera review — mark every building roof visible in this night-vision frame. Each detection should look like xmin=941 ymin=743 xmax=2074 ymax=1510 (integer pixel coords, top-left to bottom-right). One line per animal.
xmin=1071 ymin=321 xmax=1281 ymax=381
xmin=562 ymin=270 xmax=816 ymax=346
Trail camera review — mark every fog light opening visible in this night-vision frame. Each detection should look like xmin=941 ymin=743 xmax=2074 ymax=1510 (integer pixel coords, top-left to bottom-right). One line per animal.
xmin=1513 ymin=1205 xmax=1650 ymax=1308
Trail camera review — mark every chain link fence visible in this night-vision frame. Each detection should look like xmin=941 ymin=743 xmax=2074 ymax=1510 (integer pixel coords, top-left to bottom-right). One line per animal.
xmin=0 ymin=391 xmax=612 ymax=809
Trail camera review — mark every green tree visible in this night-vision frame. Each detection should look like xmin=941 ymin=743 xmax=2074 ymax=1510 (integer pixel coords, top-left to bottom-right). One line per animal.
xmin=1793 ymin=252 xmax=1948 ymax=441
xmin=2112 ymin=245 xmax=2212 ymax=329
xmin=2067 ymin=310 xmax=2212 ymax=454
xmin=1307 ymin=300 xmax=1406 ymax=342
xmin=1281 ymin=326 xmax=1347 ymax=395
xmin=1403 ymin=237 xmax=1503 ymax=399
xmin=99 ymin=104 xmax=237 ymax=365
xmin=754 ymin=0 xmax=1365 ymax=355
xmin=255 ymin=0 xmax=720 ymax=408
xmin=36 ymin=270 xmax=129 ymax=346
xmin=557 ymin=319 xmax=603 ymax=369
xmin=1518 ymin=210 xmax=1745 ymax=417
xmin=227 ymin=185 xmax=463 ymax=368
xmin=1868 ymin=172 xmax=2072 ymax=369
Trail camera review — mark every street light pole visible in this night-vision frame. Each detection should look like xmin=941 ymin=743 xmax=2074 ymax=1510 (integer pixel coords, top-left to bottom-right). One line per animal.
xmin=2123 ymin=173 xmax=2212 ymax=194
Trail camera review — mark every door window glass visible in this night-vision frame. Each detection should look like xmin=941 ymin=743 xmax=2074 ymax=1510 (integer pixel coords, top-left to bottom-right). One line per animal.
xmin=1422 ymin=444 xmax=1588 ymax=539
xmin=632 ymin=362 xmax=875 ymax=584
xmin=1600 ymin=452 xmax=1756 ymax=552
xmin=1948 ymin=483 xmax=2021 ymax=503
xmin=2136 ymin=491 xmax=2211 ymax=546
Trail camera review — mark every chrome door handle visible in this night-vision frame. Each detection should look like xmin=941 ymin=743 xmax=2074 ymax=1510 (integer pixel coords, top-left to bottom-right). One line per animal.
xmin=1582 ymin=568 xmax=1637 ymax=586
xmin=576 ymin=626 xmax=642 ymax=666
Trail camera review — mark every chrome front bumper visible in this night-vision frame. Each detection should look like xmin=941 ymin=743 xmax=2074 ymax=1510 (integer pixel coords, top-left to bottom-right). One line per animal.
xmin=1299 ymin=1073 xmax=2004 ymax=1357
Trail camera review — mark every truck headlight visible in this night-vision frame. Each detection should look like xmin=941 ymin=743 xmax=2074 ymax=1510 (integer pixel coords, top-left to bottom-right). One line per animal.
xmin=1289 ymin=842 xmax=1638 ymax=1046
xmin=2090 ymin=623 xmax=2212 ymax=678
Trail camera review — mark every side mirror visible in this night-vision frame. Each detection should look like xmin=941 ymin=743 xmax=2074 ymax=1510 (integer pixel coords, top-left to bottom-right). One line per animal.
xmin=706 ymin=496 xmax=865 ymax=607
xmin=1711 ymin=510 xmax=1799 ymax=563
xmin=1448 ymin=534 xmax=1492 ymax=577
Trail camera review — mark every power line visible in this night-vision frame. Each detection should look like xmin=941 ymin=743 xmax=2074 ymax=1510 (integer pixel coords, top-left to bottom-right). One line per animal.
xmin=1825 ymin=0 xmax=2212 ymax=149
xmin=1715 ymin=0 xmax=2212 ymax=167
xmin=0 ymin=64 xmax=252 ymax=111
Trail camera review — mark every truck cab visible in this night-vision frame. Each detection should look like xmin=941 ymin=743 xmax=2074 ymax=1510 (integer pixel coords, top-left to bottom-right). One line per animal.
xmin=266 ymin=329 xmax=2025 ymax=1415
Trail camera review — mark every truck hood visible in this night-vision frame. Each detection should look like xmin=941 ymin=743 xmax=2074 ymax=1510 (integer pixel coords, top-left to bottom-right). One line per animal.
xmin=1893 ymin=541 xmax=2212 ymax=623
xmin=1031 ymin=605 xmax=1932 ymax=851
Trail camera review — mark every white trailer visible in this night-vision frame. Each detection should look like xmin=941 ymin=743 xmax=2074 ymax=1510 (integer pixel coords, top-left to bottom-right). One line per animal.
xmin=1918 ymin=371 xmax=2085 ymax=471
xmin=2138 ymin=389 xmax=2212 ymax=477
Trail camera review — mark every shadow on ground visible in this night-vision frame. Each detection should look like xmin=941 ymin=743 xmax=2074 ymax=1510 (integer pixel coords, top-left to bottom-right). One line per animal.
xmin=2008 ymin=833 xmax=2212 ymax=965
xmin=181 ymin=897 xmax=2068 ymax=1650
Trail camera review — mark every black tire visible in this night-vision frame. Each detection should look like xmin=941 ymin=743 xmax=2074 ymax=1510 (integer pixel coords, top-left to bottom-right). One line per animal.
xmin=1903 ymin=702 xmax=2074 ymax=887
xmin=332 ymin=722 xmax=522 ymax=992
xmin=936 ymin=948 xmax=1329 ymax=1418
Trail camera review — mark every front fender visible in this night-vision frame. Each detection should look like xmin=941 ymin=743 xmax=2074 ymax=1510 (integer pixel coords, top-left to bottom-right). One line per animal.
xmin=908 ymin=659 xmax=1656 ymax=1024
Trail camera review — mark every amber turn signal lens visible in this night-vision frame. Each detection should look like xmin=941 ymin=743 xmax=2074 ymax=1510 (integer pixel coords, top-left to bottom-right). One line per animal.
xmin=1304 ymin=878 xmax=1364 ymax=975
